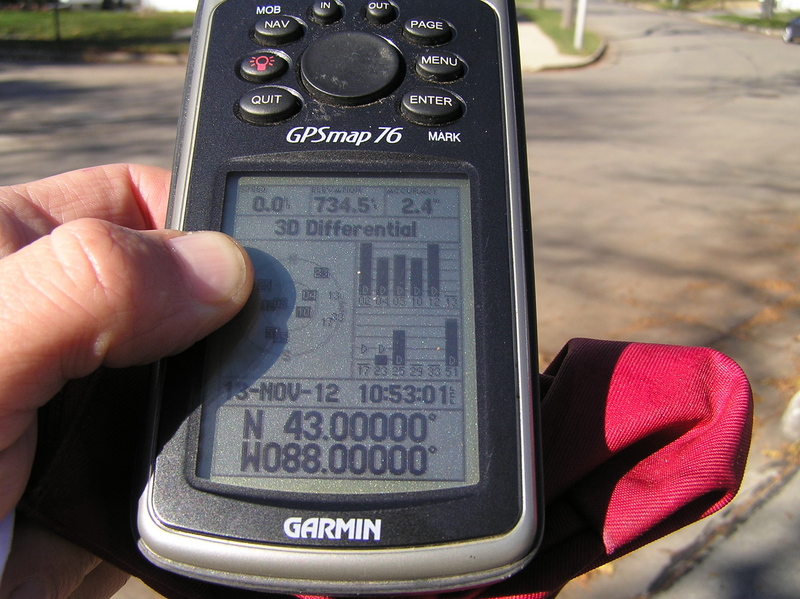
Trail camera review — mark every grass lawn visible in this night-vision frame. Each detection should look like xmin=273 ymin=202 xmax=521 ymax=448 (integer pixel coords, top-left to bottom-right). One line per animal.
xmin=712 ymin=12 xmax=799 ymax=30
xmin=1 ymin=6 xmax=604 ymax=59
xmin=0 ymin=9 xmax=195 ymax=55
xmin=518 ymin=7 xmax=604 ymax=56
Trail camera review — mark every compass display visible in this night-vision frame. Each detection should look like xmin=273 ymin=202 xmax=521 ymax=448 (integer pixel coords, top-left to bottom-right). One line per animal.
xmin=196 ymin=174 xmax=479 ymax=493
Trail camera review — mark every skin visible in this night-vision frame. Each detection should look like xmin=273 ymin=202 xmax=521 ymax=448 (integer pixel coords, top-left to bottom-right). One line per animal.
xmin=0 ymin=164 xmax=254 ymax=598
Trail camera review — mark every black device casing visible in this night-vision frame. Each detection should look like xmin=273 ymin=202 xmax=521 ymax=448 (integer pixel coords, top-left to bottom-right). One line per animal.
xmin=137 ymin=0 xmax=542 ymax=594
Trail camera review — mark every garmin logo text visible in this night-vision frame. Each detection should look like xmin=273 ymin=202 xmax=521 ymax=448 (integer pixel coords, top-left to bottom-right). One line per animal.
xmin=283 ymin=517 xmax=382 ymax=542
xmin=286 ymin=126 xmax=403 ymax=146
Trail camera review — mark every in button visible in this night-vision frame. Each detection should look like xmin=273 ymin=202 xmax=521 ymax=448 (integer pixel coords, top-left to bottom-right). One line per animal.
xmin=309 ymin=0 xmax=343 ymax=24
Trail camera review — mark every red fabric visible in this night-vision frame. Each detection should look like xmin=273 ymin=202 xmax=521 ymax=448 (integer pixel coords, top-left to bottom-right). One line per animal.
xmin=20 ymin=338 xmax=752 ymax=599
xmin=465 ymin=338 xmax=751 ymax=599
xmin=301 ymin=339 xmax=752 ymax=599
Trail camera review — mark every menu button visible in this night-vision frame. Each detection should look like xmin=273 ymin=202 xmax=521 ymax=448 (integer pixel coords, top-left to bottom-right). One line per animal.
xmin=416 ymin=51 xmax=465 ymax=82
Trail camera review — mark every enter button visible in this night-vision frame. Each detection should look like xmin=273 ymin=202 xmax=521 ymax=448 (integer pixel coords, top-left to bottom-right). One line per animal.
xmin=400 ymin=88 xmax=464 ymax=125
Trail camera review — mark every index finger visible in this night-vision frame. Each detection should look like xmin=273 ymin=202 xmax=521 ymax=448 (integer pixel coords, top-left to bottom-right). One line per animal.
xmin=2 ymin=164 xmax=171 ymax=236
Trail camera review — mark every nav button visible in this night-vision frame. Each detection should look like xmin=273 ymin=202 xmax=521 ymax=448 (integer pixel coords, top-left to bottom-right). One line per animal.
xmin=237 ymin=86 xmax=302 ymax=125
xmin=400 ymin=88 xmax=464 ymax=125
xmin=253 ymin=16 xmax=304 ymax=45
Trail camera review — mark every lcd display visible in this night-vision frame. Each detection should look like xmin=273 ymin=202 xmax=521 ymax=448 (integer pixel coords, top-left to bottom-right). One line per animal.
xmin=195 ymin=174 xmax=479 ymax=494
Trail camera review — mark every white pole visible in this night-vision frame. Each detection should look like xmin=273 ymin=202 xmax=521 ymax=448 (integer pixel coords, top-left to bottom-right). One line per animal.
xmin=574 ymin=0 xmax=588 ymax=50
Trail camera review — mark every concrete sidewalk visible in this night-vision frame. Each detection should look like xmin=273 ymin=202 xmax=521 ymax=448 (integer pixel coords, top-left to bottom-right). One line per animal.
xmin=517 ymin=21 xmax=597 ymax=72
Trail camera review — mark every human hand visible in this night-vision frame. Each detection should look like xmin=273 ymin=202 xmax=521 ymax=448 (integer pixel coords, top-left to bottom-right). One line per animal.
xmin=0 ymin=164 xmax=254 ymax=598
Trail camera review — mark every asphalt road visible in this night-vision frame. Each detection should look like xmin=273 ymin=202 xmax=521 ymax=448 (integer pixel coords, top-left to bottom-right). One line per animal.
xmin=529 ymin=2 xmax=800 ymax=598
xmin=0 ymin=60 xmax=183 ymax=186
xmin=1 ymin=2 xmax=799 ymax=597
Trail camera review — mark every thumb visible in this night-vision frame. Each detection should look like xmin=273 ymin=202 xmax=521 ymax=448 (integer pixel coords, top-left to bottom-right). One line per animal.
xmin=0 ymin=218 xmax=253 ymax=516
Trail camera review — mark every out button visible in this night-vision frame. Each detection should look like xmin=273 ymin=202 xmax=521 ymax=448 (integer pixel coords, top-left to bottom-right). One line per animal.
xmin=365 ymin=1 xmax=397 ymax=24
xmin=400 ymin=88 xmax=464 ymax=125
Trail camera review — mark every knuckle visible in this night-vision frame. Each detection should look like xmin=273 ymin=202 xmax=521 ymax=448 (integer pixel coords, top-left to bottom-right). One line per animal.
xmin=48 ymin=219 xmax=150 ymax=369
xmin=52 ymin=220 xmax=135 ymax=308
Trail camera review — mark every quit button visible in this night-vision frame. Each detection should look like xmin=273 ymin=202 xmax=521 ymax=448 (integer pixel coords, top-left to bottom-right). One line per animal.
xmin=400 ymin=88 xmax=464 ymax=125
xmin=237 ymin=86 xmax=302 ymax=125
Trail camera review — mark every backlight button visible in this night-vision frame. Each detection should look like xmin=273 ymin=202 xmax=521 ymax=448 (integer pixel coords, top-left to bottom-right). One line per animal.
xmin=238 ymin=52 xmax=289 ymax=82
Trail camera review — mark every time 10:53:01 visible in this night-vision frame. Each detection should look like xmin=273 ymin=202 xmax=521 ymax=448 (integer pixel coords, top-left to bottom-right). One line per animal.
xmin=360 ymin=384 xmax=456 ymax=405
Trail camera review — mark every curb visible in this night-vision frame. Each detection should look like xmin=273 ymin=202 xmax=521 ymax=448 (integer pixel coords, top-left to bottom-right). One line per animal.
xmin=539 ymin=39 xmax=608 ymax=71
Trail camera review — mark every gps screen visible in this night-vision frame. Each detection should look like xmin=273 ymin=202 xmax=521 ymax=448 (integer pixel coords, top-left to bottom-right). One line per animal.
xmin=195 ymin=173 xmax=479 ymax=494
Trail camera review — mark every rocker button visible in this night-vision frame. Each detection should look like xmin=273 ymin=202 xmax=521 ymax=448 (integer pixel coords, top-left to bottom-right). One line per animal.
xmin=400 ymin=88 xmax=463 ymax=125
xmin=237 ymin=86 xmax=302 ymax=124
xmin=238 ymin=51 xmax=289 ymax=82
xmin=416 ymin=51 xmax=465 ymax=82
xmin=301 ymin=31 xmax=403 ymax=106
xmin=402 ymin=17 xmax=453 ymax=46
xmin=253 ymin=16 xmax=304 ymax=46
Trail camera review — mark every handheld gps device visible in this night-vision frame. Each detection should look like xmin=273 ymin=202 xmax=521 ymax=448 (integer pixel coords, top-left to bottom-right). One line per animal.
xmin=137 ymin=0 xmax=541 ymax=594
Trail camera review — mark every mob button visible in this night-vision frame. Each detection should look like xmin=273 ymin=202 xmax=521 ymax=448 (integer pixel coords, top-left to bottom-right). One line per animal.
xmin=253 ymin=16 xmax=304 ymax=45
xmin=400 ymin=88 xmax=464 ymax=125
xmin=237 ymin=86 xmax=302 ymax=125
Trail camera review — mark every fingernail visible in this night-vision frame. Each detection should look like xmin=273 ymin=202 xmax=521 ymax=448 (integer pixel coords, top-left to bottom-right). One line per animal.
xmin=167 ymin=232 xmax=249 ymax=304
xmin=10 ymin=579 xmax=49 ymax=599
